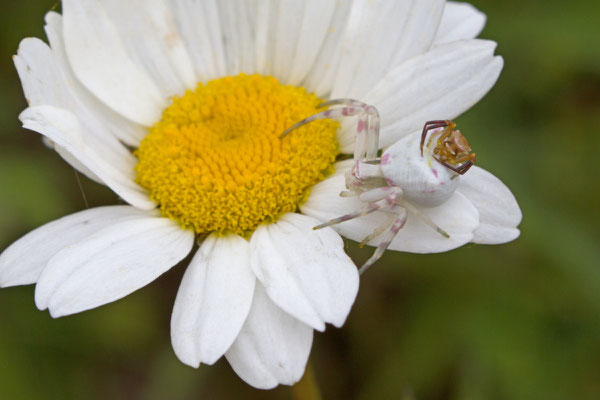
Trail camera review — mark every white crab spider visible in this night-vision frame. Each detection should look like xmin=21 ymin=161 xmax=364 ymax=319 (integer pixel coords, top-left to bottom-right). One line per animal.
xmin=281 ymin=99 xmax=477 ymax=274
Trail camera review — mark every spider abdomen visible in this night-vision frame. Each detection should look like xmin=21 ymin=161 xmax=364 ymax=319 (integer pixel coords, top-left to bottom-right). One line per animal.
xmin=381 ymin=132 xmax=459 ymax=207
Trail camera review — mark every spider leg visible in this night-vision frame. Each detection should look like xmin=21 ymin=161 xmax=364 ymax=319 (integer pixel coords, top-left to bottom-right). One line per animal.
xmin=436 ymin=124 xmax=456 ymax=146
xmin=420 ymin=120 xmax=452 ymax=156
xmin=281 ymin=99 xmax=374 ymax=138
xmin=359 ymin=217 xmax=395 ymax=248
xmin=456 ymin=160 xmax=474 ymax=174
xmin=279 ymin=108 xmax=352 ymax=138
xmin=349 ymin=102 xmax=380 ymax=163
xmin=359 ymin=209 xmax=408 ymax=275
xmin=314 ymin=187 xmax=403 ymax=229
xmin=317 ymin=99 xmax=368 ymax=108
xmin=359 ymin=196 xmax=453 ymax=274
xmin=313 ymin=198 xmax=388 ymax=230
xmin=395 ymin=197 xmax=450 ymax=238
xmin=358 ymin=187 xmax=399 ymax=203
xmin=281 ymin=98 xmax=380 ymax=163
xmin=436 ymin=155 xmax=476 ymax=175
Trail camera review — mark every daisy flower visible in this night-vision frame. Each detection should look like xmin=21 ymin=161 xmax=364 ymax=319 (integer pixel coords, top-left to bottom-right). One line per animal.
xmin=0 ymin=0 xmax=516 ymax=389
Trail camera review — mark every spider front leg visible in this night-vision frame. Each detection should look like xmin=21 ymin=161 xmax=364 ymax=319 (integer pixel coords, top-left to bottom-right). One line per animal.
xmin=420 ymin=120 xmax=454 ymax=157
xmin=420 ymin=119 xmax=476 ymax=175
xmin=281 ymin=98 xmax=381 ymax=163
xmin=440 ymin=157 xmax=475 ymax=175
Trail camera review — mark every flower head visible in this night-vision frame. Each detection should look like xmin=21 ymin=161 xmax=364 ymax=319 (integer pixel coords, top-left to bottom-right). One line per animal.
xmin=1 ymin=0 xmax=514 ymax=389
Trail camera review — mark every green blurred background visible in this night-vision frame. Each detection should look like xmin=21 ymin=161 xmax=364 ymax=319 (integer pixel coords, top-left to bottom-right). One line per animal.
xmin=1 ymin=1 xmax=599 ymax=399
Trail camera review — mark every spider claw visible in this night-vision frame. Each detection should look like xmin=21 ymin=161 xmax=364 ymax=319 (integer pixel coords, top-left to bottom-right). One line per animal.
xmin=437 ymin=227 xmax=451 ymax=239
xmin=359 ymin=252 xmax=382 ymax=275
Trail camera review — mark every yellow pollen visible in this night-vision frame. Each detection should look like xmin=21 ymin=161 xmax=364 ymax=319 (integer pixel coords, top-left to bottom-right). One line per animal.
xmin=135 ymin=74 xmax=339 ymax=236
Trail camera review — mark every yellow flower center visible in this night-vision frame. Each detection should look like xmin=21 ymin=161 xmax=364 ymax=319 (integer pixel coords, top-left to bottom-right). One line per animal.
xmin=135 ymin=74 xmax=339 ymax=236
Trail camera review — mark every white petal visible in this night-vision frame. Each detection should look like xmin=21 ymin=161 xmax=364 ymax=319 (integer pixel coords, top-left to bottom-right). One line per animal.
xmin=62 ymin=0 xmax=166 ymax=126
xmin=171 ymin=234 xmax=256 ymax=367
xmin=34 ymin=215 xmax=194 ymax=317
xmin=364 ymin=39 xmax=503 ymax=150
xmin=390 ymin=191 xmax=479 ymax=252
xmin=43 ymin=12 xmax=147 ymax=147
xmin=100 ymin=0 xmax=197 ymax=94
xmin=52 ymin=143 xmax=102 ymax=184
xmin=250 ymin=213 xmax=359 ymax=331
xmin=458 ymin=166 xmax=522 ymax=244
xmin=301 ymin=1 xmax=352 ymax=97
xmin=330 ymin=0 xmax=445 ymax=99
xmin=301 ymin=161 xmax=480 ymax=254
xmin=13 ymin=35 xmax=140 ymax=180
xmin=217 ymin=0 xmax=257 ymax=76
xmin=14 ymin=37 xmax=139 ymax=158
xmin=434 ymin=2 xmax=486 ymax=45
xmin=0 ymin=206 xmax=149 ymax=288
xmin=170 ymin=0 xmax=226 ymax=81
xmin=225 ymin=283 xmax=313 ymax=389
xmin=20 ymin=106 xmax=155 ymax=210
xmin=253 ymin=0 xmax=337 ymax=86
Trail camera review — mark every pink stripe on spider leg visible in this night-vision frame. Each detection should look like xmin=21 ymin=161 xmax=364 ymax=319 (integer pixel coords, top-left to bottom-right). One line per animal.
xmin=357 ymin=119 xmax=367 ymax=133
xmin=354 ymin=159 xmax=362 ymax=178
xmin=381 ymin=153 xmax=391 ymax=165
xmin=391 ymin=218 xmax=407 ymax=233
xmin=359 ymin=210 xmax=407 ymax=274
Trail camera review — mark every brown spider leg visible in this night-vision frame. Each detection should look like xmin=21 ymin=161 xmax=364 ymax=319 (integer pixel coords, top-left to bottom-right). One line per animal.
xmin=420 ymin=120 xmax=450 ymax=156
xmin=437 ymin=158 xmax=474 ymax=175
xmin=456 ymin=159 xmax=475 ymax=174
xmin=436 ymin=124 xmax=457 ymax=147
xmin=453 ymin=153 xmax=477 ymax=164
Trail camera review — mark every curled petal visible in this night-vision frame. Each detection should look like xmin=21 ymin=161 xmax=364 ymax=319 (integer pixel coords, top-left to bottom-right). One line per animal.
xmin=225 ymin=283 xmax=313 ymax=389
xmin=458 ymin=166 xmax=522 ymax=244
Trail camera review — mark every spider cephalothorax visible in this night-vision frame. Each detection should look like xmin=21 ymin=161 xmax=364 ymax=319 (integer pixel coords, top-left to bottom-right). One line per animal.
xmin=420 ymin=120 xmax=476 ymax=175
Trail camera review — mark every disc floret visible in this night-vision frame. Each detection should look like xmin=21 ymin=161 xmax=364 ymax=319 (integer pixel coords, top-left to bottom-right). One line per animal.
xmin=135 ymin=74 xmax=339 ymax=236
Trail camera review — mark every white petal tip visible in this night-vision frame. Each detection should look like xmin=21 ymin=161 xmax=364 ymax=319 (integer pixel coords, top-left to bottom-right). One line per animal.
xmin=48 ymin=309 xmax=64 ymax=319
xmin=34 ymin=295 xmax=48 ymax=311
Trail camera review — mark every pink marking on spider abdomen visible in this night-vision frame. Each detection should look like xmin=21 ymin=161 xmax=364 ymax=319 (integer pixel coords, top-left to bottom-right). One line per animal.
xmin=381 ymin=153 xmax=391 ymax=165
xmin=324 ymin=110 xmax=332 ymax=117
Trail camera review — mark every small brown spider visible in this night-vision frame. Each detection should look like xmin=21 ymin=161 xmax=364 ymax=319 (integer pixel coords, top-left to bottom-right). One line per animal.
xmin=420 ymin=120 xmax=476 ymax=175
